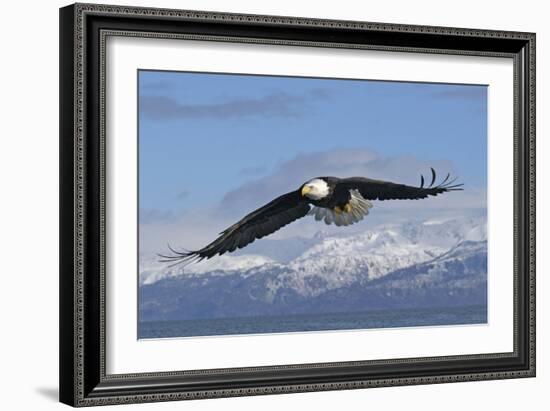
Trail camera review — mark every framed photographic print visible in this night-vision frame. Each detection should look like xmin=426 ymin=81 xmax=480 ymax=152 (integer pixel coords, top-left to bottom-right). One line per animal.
xmin=59 ymin=3 xmax=536 ymax=407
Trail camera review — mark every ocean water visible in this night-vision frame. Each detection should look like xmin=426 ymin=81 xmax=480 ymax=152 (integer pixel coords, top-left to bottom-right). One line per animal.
xmin=138 ymin=304 xmax=487 ymax=339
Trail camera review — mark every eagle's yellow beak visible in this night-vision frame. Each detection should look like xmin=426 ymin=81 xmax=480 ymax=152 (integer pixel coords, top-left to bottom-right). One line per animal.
xmin=301 ymin=185 xmax=312 ymax=197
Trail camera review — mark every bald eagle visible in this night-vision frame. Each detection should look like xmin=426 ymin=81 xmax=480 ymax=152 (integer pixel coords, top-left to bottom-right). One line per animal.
xmin=159 ymin=168 xmax=462 ymax=266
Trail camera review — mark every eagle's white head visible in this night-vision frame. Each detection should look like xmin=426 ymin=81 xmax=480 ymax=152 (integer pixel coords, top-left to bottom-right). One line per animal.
xmin=301 ymin=178 xmax=330 ymax=200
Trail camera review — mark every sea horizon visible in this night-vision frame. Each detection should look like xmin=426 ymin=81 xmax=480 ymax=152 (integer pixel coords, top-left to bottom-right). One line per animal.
xmin=138 ymin=304 xmax=487 ymax=339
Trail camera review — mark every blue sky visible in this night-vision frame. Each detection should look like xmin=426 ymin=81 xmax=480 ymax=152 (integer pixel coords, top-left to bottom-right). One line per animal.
xmin=138 ymin=70 xmax=487 ymax=251
xmin=139 ymin=70 xmax=487 ymax=212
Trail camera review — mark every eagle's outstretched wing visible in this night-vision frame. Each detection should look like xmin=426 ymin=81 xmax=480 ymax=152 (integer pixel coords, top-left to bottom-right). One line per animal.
xmin=340 ymin=168 xmax=463 ymax=201
xmin=159 ymin=190 xmax=310 ymax=266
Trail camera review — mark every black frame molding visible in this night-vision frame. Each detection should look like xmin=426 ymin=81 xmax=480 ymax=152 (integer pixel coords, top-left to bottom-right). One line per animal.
xmin=60 ymin=3 xmax=535 ymax=407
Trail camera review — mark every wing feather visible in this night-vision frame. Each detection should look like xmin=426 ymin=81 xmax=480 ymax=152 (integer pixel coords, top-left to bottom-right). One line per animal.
xmin=339 ymin=169 xmax=463 ymax=201
xmin=159 ymin=190 xmax=310 ymax=266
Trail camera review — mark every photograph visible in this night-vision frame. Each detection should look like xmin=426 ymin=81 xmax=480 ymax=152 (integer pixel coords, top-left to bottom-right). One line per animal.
xmin=137 ymin=70 xmax=488 ymax=339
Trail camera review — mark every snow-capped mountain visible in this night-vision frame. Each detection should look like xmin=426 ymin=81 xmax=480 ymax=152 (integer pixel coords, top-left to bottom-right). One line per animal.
xmin=140 ymin=215 xmax=486 ymax=285
xmin=139 ymin=253 xmax=275 ymax=285
xmin=139 ymin=215 xmax=487 ymax=321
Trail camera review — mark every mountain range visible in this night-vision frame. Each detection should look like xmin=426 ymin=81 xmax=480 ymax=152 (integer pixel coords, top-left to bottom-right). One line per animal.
xmin=139 ymin=215 xmax=487 ymax=321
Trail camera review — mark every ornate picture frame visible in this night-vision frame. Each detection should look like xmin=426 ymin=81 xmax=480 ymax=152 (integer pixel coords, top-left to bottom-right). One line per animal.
xmin=59 ymin=3 xmax=535 ymax=406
